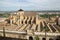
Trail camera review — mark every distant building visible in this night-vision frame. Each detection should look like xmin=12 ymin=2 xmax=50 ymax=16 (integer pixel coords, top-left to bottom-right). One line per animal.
xmin=0 ymin=9 xmax=60 ymax=40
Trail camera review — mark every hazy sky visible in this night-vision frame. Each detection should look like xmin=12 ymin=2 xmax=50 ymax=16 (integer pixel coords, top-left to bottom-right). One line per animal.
xmin=0 ymin=0 xmax=60 ymax=11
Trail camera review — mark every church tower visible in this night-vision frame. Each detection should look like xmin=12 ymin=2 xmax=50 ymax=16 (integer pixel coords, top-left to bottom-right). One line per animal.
xmin=16 ymin=9 xmax=24 ymax=25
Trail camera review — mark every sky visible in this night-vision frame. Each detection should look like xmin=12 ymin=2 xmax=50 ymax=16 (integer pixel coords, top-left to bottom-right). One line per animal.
xmin=0 ymin=0 xmax=60 ymax=11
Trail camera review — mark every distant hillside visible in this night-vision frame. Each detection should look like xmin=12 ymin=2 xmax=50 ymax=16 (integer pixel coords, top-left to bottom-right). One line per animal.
xmin=0 ymin=11 xmax=15 ymax=18
xmin=0 ymin=13 xmax=10 ymax=18
xmin=0 ymin=11 xmax=60 ymax=18
xmin=0 ymin=11 xmax=15 ymax=14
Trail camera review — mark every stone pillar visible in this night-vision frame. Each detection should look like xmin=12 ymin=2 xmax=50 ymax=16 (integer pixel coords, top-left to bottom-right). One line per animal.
xmin=31 ymin=16 xmax=34 ymax=24
xmin=46 ymin=37 xmax=49 ymax=40
xmin=24 ymin=16 xmax=27 ymax=24
xmin=10 ymin=14 xmax=13 ymax=26
xmin=38 ymin=24 xmax=41 ymax=32
xmin=36 ymin=15 xmax=39 ymax=24
xmin=13 ymin=16 xmax=16 ymax=23
xmin=10 ymin=19 xmax=13 ymax=26
xmin=58 ymin=18 xmax=60 ymax=25
xmin=39 ymin=37 xmax=42 ymax=40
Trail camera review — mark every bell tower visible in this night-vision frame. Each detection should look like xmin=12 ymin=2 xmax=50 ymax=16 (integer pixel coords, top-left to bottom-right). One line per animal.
xmin=17 ymin=9 xmax=24 ymax=16
xmin=16 ymin=9 xmax=24 ymax=25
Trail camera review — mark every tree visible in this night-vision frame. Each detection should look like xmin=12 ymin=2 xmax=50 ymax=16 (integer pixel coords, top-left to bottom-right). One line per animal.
xmin=3 ymin=27 xmax=6 ymax=37
xmin=34 ymin=35 xmax=39 ymax=40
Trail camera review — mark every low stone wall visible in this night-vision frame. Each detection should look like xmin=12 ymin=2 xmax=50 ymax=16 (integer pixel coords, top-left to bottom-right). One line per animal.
xmin=0 ymin=36 xmax=27 ymax=40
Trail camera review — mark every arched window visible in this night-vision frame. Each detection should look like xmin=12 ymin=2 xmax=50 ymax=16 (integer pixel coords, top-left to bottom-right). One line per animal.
xmin=29 ymin=36 xmax=33 ymax=40
xmin=22 ymin=21 xmax=23 ymax=24
xmin=56 ymin=39 xmax=60 ymax=40
xmin=25 ymin=20 xmax=27 ymax=24
xmin=42 ymin=38 xmax=46 ymax=40
xmin=55 ymin=36 xmax=60 ymax=40
xmin=29 ymin=20 xmax=31 ymax=24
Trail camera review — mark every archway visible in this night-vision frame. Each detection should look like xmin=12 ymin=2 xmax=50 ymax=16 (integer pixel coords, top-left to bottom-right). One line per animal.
xmin=42 ymin=38 xmax=46 ymax=40
xmin=55 ymin=36 xmax=60 ymax=40
xmin=56 ymin=39 xmax=60 ymax=40
xmin=49 ymin=38 xmax=53 ymax=40
xmin=29 ymin=36 xmax=33 ymax=40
